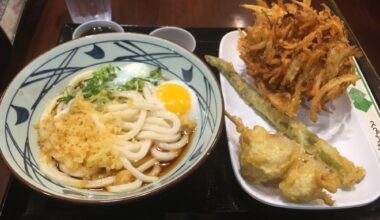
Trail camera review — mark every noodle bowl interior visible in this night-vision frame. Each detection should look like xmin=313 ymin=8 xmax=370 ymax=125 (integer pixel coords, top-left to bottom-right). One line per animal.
xmin=37 ymin=64 xmax=198 ymax=192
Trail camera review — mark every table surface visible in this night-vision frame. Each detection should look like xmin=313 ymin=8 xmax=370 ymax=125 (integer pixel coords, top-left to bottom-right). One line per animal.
xmin=1 ymin=0 xmax=380 ymax=217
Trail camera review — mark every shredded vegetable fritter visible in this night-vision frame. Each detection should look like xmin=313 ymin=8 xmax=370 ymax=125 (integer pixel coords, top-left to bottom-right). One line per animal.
xmin=238 ymin=0 xmax=362 ymax=122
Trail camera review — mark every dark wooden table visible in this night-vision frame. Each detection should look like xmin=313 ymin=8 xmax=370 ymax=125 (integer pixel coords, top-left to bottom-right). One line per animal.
xmin=1 ymin=0 xmax=380 ymax=218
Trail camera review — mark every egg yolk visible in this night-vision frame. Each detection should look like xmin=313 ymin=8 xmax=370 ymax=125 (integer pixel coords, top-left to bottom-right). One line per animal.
xmin=155 ymin=83 xmax=191 ymax=115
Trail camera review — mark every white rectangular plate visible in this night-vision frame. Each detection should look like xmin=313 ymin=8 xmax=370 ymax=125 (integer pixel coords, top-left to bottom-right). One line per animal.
xmin=219 ymin=30 xmax=380 ymax=209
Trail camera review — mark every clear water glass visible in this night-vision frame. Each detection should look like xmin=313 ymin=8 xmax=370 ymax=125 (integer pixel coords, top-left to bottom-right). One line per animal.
xmin=65 ymin=0 xmax=111 ymax=24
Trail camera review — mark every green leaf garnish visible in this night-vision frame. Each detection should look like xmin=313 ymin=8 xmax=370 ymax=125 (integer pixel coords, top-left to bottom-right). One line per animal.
xmin=120 ymin=67 xmax=163 ymax=91
xmin=57 ymin=65 xmax=163 ymax=106
xmin=149 ymin=67 xmax=162 ymax=79
xmin=82 ymin=65 xmax=119 ymax=99
xmin=120 ymin=78 xmax=146 ymax=91
xmin=57 ymin=89 xmax=75 ymax=103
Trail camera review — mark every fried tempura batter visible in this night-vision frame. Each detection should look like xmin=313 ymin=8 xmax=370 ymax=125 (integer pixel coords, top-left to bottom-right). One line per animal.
xmin=279 ymin=155 xmax=338 ymax=205
xmin=226 ymin=112 xmax=345 ymax=205
xmin=227 ymin=113 xmax=302 ymax=183
xmin=238 ymin=0 xmax=362 ymax=122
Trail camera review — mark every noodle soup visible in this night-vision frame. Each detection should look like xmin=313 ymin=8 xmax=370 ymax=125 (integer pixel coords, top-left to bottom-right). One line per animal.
xmin=36 ymin=63 xmax=198 ymax=192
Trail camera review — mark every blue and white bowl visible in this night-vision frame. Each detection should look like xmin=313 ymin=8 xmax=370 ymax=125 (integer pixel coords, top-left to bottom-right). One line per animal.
xmin=0 ymin=33 xmax=224 ymax=203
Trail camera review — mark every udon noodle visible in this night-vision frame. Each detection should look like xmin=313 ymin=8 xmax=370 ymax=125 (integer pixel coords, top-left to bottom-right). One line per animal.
xmin=37 ymin=65 xmax=196 ymax=192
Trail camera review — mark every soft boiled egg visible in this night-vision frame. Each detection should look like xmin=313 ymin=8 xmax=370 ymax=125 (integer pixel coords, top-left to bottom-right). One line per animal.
xmin=154 ymin=81 xmax=198 ymax=120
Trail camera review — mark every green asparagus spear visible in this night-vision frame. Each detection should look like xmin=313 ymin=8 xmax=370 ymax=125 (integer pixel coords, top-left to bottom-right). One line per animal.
xmin=205 ymin=55 xmax=364 ymax=188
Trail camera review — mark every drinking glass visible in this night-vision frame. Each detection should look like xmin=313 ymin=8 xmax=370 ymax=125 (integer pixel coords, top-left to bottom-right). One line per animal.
xmin=65 ymin=0 xmax=111 ymax=24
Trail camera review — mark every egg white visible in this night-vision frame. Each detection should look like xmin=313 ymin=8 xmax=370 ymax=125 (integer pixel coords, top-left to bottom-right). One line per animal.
xmin=111 ymin=63 xmax=150 ymax=85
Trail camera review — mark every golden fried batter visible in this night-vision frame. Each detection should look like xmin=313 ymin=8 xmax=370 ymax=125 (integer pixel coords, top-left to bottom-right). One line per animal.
xmin=226 ymin=112 xmax=353 ymax=205
xmin=279 ymin=155 xmax=338 ymax=205
xmin=227 ymin=113 xmax=303 ymax=183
